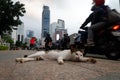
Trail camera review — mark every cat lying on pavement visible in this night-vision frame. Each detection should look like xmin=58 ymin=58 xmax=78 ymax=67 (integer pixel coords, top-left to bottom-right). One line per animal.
xmin=15 ymin=45 xmax=96 ymax=64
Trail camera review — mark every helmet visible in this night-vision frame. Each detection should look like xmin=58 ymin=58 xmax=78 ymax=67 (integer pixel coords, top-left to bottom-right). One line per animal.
xmin=93 ymin=0 xmax=105 ymax=6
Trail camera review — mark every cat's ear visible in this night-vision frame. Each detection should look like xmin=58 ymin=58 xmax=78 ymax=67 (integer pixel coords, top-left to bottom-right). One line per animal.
xmin=70 ymin=44 xmax=77 ymax=53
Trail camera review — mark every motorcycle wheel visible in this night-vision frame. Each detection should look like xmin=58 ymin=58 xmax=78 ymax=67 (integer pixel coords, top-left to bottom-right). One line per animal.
xmin=105 ymin=51 xmax=120 ymax=60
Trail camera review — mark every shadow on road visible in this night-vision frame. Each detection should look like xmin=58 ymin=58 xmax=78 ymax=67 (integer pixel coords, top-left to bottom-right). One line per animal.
xmin=85 ymin=54 xmax=120 ymax=61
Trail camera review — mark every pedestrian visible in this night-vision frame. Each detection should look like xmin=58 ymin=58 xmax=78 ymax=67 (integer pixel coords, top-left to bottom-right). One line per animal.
xmin=30 ymin=37 xmax=36 ymax=50
xmin=61 ymin=33 xmax=70 ymax=50
xmin=44 ymin=33 xmax=52 ymax=51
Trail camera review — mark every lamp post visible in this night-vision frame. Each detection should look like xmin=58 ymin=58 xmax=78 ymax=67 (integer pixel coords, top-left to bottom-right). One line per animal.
xmin=119 ymin=0 xmax=120 ymax=7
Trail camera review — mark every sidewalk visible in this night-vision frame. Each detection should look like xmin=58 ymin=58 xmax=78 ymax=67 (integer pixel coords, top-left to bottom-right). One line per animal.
xmin=0 ymin=50 xmax=120 ymax=80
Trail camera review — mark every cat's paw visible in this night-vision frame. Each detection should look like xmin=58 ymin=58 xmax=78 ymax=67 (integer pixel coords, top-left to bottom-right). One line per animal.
xmin=36 ymin=57 xmax=44 ymax=61
xmin=58 ymin=61 xmax=64 ymax=65
xmin=36 ymin=57 xmax=40 ymax=61
xmin=88 ymin=58 xmax=96 ymax=63
xmin=15 ymin=58 xmax=22 ymax=62
xmin=20 ymin=59 xmax=25 ymax=63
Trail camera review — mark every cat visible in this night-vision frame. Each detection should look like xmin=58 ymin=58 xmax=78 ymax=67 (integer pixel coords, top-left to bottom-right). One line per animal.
xmin=15 ymin=45 xmax=96 ymax=64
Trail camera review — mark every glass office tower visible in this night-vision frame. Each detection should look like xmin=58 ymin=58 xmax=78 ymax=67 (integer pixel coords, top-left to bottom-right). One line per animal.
xmin=42 ymin=5 xmax=50 ymax=38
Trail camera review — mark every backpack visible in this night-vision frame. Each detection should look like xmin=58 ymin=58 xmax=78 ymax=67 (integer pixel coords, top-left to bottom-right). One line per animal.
xmin=107 ymin=8 xmax=120 ymax=23
xmin=45 ymin=37 xmax=52 ymax=43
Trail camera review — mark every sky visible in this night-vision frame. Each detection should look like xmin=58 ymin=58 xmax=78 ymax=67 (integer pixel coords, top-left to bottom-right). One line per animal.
xmin=13 ymin=0 xmax=119 ymax=39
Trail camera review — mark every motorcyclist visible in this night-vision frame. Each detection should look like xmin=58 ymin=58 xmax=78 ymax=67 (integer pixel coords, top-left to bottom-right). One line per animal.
xmin=80 ymin=0 xmax=109 ymax=46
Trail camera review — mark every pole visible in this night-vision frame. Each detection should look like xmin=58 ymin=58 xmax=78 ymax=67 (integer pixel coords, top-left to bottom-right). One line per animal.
xmin=119 ymin=0 xmax=120 ymax=7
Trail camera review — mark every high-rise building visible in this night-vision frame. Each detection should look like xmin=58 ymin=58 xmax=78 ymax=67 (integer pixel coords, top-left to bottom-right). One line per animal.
xmin=24 ymin=30 xmax=34 ymax=46
xmin=42 ymin=5 xmax=50 ymax=38
xmin=57 ymin=19 xmax=65 ymax=29
xmin=26 ymin=30 xmax=34 ymax=38
xmin=12 ymin=23 xmax=24 ymax=43
xmin=50 ymin=22 xmax=58 ymax=42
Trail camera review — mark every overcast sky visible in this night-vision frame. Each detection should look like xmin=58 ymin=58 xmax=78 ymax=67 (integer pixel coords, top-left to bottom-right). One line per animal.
xmin=13 ymin=0 xmax=119 ymax=39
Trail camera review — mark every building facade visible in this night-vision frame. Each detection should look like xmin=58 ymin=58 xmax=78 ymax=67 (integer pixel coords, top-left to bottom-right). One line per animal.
xmin=49 ymin=19 xmax=67 ymax=42
xmin=55 ymin=19 xmax=67 ymax=41
xmin=42 ymin=5 xmax=50 ymax=38
xmin=55 ymin=28 xmax=67 ymax=41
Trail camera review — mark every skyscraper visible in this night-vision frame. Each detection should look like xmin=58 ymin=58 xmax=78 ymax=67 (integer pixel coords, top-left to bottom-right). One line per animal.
xmin=12 ymin=23 xmax=24 ymax=43
xmin=42 ymin=5 xmax=50 ymax=38
xmin=57 ymin=19 xmax=65 ymax=29
xmin=26 ymin=30 xmax=34 ymax=38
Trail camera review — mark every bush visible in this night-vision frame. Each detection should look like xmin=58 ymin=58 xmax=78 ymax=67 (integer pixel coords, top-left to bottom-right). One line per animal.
xmin=0 ymin=45 xmax=9 ymax=50
xmin=15 ymin=41 xmax=22 ymax=47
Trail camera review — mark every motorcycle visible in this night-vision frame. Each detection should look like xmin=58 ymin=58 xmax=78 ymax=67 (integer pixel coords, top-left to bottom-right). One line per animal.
xmin=79 ymin=23 xmax=120 ymax=60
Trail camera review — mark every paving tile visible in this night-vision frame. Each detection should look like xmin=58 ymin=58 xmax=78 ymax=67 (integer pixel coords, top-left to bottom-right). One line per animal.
xmin=0 ymin=50 xmax=120 ymax=80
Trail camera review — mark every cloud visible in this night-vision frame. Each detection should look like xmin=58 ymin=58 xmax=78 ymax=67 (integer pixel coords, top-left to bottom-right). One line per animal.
xmin=13 ymin=0 xmax=119 ymax=39
xmin=12 ymin=0 xmax=93 ymax=38
xmin=108 ymin=0 xmax=120 ymax=12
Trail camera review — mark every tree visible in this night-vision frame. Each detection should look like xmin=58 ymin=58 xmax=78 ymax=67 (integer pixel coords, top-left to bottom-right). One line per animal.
xmin=0 ymin=0 xmax=26 ymax=35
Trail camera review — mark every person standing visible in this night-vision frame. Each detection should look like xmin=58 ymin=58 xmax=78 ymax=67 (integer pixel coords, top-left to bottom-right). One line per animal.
xmin=30 ymin=37 xmax=36 ymax=50
xmin=44 ymin=33 xmax=52 ymax=51
xmin=61 ymin=33 xmax=70 ymax=50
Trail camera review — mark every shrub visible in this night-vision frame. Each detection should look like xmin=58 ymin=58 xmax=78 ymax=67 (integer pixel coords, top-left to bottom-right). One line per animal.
xmin=0 ymin=45 xmax=9 ymax=50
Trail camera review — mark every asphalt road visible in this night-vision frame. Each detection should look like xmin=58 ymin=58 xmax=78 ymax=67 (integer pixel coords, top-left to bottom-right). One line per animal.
xmin=0 ymin=50 xmax=120 ymax=80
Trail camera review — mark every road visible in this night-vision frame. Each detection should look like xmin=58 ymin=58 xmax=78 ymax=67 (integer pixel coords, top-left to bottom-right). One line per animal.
xmin=0 ymin=50 xmax=120 ymax=80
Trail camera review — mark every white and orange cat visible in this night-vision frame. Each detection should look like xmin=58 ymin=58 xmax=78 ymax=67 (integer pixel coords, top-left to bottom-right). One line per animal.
xmin=15 ymin=45 xmax=96 ymax=64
